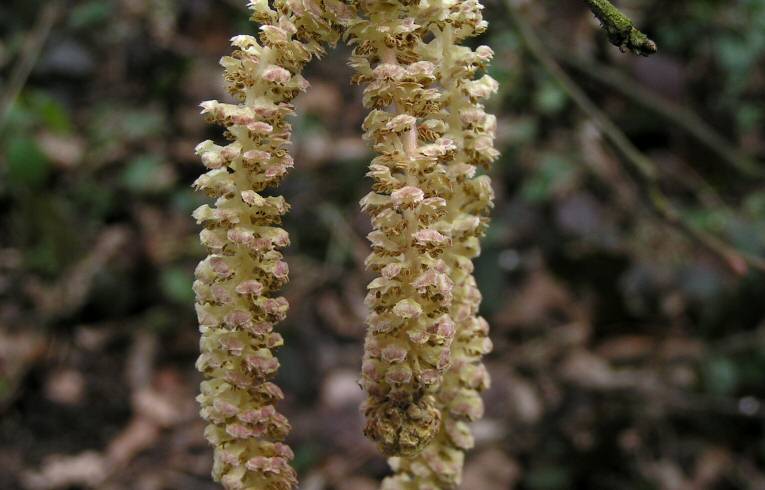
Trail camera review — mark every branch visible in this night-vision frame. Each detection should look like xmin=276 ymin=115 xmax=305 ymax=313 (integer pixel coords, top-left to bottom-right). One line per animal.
xmin=0 ymin=2 xmax=61 ymax=132
xmin=505 ymin=2 xmax=765 ymax=275
xmin=554 ymin=48 xmax=764 ymax=178
xmin=584 ymin=0 xmax=657 ymax=56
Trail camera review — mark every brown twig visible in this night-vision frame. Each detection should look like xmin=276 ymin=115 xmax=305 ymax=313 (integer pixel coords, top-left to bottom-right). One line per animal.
xmin=505 ymin=2 xmax=765 ymax=275
xmin=0 ymin=2 xmax=62 ymax=131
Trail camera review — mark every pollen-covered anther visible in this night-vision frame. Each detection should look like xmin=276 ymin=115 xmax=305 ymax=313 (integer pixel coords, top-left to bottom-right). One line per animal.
xmin=475 ymin=45 xmax=494 ymax=63
xmin=200 ymin=150 xmax=225 ymax=169
xmin=381 ymin=262 xmax=404 ymax=279
xmin=209 ymin=284 xmax=233 ymax=304
xmin=227 ymin=228 xmax=255 ymax=248
xmin=224 ymin=310 xmax=253 ymax=329
xmin=213 ymin=398 xmax=239 ymax=418
xmin=413 ymin=229 xmax=449 ymax=248
xmin=463 ymin=75 xmax=499 ymax=100
xmin=385 ymin=364 xmax=413 ymax=384
xmin=262 ymin=65 xmax=292 ymax=83
xmin=272 ymin=260 xmax=289 ymax=280
xmin=245 ymin=350 xmax=279 ymax=376
xmin=411 ymin=269 xmax=452 ymax=293
xmin=392 ymin=299 xmax=422 ymax=320
xmin=208 ymin=256 xmax=233 ymax=279
xmin=261 ymin=296 xmax=289 ymax=318
xmin=247 ymin=121 xmax=274 ymax=134
xmin=363 ymin=396 xmax=442 ymax=457
xmin=245 ymin=456 xmax=291 ymax=475
xmin=381 ymin=344 xmax=408 ymax=363
xmin=240 ymin=190 xmax=266 ymax=207
xmin=373 ymin=63 xmax=407 ymax=80
xmin=238 ymin=404 xmax=275 ymax=424
xmin=368 ymin=311 xmax=396 ymax=334
xmin=236 ymin=279 xmax=264 ymax=296
xmin=385 ymin=114 xmax=417 ymax=133
xmin=391 ymin=185 xmax=424 ymax=208
xmin=406 ymin=61 xmax=436 ymax=80
xmin=219 ymin=334 xmax=246 ymax=356
xmin=418 ymin=369 xmax=441 ymax=386
xmin=428 ymin=315 xmax=456 ymax=342
xmin=243 ymin=149 xmax=271 ymax=166
xmin=420 ymin=138 xmax=457 ymax=159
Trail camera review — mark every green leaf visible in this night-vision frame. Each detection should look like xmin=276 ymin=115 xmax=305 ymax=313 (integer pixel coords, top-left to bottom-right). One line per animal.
xmin=68 ymin=1 xmax=113 ymax=29
xmin=703 ymin=356 xmax=738 ymax=396
xmin=121 ymin=155 xmax=172 ymax=194
xmin=171 ymin=188 xmax=208 ymax=214
xmin=521 ymin=153 xmax=577 ymax=202
xmin=737 ymin=105 xmax=762 ymax=132
xmin=505 ymin=117 xmax=538 ymax=146
xmin=534 ymin=79 xmax=568 ymax=115
xmin=5 ymin=137 xmax=51 ymax=188
xmin=121 ymin=110 xmax=166 ymax=141
xmin=28 ymin=92 xmax=72 ymax=134
xmin=526 ymin=465 xmax=571 ymax=490
xmin=160 ymin=267 xmax=194 ymax=304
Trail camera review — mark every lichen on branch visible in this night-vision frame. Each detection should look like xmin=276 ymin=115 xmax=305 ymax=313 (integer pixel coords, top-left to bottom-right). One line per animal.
xmin=585 ymin=0 xmax=657 ymax=56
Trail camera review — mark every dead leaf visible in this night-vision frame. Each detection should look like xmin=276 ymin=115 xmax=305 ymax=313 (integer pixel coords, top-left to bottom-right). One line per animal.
xmin=462 ymin=449 xmax=521 ymax=490
xmin=22 ymin=452 xmax=107 ymax=489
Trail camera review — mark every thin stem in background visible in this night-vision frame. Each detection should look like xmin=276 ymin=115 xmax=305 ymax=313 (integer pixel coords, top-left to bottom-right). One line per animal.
xmin=555 ymin=48 xmax=764 ymax=178
xmin=0 ymin=2 xmax=62 ymax=132
xmin=505 ymin=1 xmax=765 ymax=275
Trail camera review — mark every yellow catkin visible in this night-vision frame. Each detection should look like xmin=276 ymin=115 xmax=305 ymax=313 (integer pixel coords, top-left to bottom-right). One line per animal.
xmin=347 ymin=0 xmax=497 ymax=463
xmin=379 ymin=1 xmax=499 ymax=488
xmin=194 ymin=0 xmax=496 ymax=485
xmin=193 ymin=1 xmax=352 ymax=488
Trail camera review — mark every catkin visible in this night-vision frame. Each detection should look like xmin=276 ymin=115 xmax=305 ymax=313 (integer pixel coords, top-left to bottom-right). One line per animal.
xmin=193 ymin=1 xmax=497 ymax=486
xmin=348 ymin=0 xmax=496 ymax=462
xmin=193 ymin=1 xmax=352 ymax=488
xmin=379 ymin=1 xmax=500 ymax=488
xmin=348 ymin=0 xmax=456 ymax=457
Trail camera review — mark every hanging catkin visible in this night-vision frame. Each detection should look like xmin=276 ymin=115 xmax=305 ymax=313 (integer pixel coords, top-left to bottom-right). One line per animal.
xmin=193 ymin=2 xmax=353 ymax=488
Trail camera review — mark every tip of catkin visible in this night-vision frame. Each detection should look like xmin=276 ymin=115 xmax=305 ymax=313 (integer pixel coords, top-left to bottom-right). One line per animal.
xmin=364 ymin=396 xmax=441 ymax=457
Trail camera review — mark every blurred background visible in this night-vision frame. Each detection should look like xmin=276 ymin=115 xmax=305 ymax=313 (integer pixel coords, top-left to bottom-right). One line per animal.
xmin=1 ymin=0 xmax=765 ymax=489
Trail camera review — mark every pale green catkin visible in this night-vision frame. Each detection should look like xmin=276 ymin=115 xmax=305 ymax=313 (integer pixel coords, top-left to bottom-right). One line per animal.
xmin=384 ymin=1 xmax=498 ymax=487
xmin=193 ymin=1 xmax=352 ymax=489
xmin=194 ymin=1 xmax=497 ymax=487
xmin=347 ymin=0 xmax=498 ymax=468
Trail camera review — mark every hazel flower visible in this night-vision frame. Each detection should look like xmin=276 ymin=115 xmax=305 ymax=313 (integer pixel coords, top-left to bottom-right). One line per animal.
xmin=193 ymin=2 xmax=353 ymax=489
xmin=378 ymin=0 xmax=499 ymax=488
xmin=348 ymin=1 xmax=465 ymax=457
xmin=391 ymin=186 xmax=425 ymax=208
